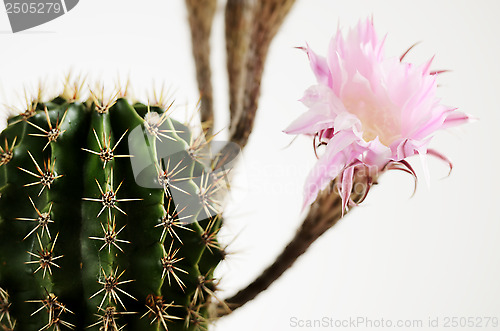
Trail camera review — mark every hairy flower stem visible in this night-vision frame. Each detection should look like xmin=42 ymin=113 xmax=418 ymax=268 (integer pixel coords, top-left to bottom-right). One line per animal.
xmin=229 ymin=0 xmax=296 ymax=149
xmin=216 ymin=177 xmax=368 ymax=317
xmin=185 ymin=0 xmax=217 ymax=136
xmin=225 ymin=0 xmax=255 ymax=127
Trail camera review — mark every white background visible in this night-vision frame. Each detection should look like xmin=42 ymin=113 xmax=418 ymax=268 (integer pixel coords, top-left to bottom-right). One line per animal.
xmin=0 ymin=1 xmax=499 ymax=330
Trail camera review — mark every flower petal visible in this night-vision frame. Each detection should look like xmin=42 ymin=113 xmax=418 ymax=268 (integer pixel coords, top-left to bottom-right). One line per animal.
xmin=305 ymin=43 xmax=332 ymax=87
xmin=334 ymin=111 xmax=360 ymax=131
xmin=286 ymin=85 xmax=347 ymax=135
xmin=427 ymin=148 xmax=453 ymax=176
xmin=393 ymin=138 xmax=427 ymax=160
xmin=384 ymin=160 xmax=418 ymax=196
xmin=361 ymin=136 xmax=392 ymax=166
xmin=302 ymin=130 xmax=358 ymax=209
xmin=339 ymin=165 xmax=355 ymax=216
xmin=284 ymin=107 xmax=333 ymax=135
xmin=410 ymin=107 xmax=470 ymax=140
xmin=442 ymin=110 xmax=472 ymax=129
xmin=299 ymin=85 xmax=338 ymax=109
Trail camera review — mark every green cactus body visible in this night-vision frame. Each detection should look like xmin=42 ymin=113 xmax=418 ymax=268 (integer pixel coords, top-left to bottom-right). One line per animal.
xmin=0 ymin=89 xmax=226 ymax=330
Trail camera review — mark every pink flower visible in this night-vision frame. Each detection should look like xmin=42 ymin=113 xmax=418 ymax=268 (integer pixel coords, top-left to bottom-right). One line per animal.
xmin=285 ymin=19 xmax=470 ymax=212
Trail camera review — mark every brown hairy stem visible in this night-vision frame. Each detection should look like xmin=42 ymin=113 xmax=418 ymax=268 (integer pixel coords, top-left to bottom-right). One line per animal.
xmin=216 ymin=176 xmax=368 ymax=317
xmin=229 ymin=0 xmax=296 ymax=149
xmin=185 ymin=0 xmax=217 ymax=135
xmin=225 ymin=0 xmax=255 ymax=128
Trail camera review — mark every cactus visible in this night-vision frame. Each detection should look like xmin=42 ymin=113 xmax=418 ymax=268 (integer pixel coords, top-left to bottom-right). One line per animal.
xmin=0 ymin=84 xmax=227 ymax=330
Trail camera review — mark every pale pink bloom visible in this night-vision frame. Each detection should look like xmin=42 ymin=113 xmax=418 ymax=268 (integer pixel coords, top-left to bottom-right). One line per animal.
xmin=285 ymin=19 xmax=470 ymax=212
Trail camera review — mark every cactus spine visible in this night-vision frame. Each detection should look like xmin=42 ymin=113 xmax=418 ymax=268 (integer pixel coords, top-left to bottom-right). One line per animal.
xmin=0 ymin=85 xmax=226 ymax=330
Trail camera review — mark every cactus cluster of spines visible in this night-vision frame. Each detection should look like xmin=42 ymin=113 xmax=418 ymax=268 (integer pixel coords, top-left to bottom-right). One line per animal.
xmin=0 ymin=81 xmax=229 ymax=330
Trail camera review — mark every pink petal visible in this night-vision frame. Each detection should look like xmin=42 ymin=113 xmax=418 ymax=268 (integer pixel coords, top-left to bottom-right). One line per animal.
xmin=384 ymin=160 xmax=418 ymax=196
xmin=286 ymin=86 xmax=347 ymax=135
xmin=305 ymin=44 xmax=332 ymax=87
xmin=393 ymin=138 xmax=427 ymax=160
xmin=442 ymin=110 xmax=472 ymax=129
xmin=299 ymin=85 xmax=338 ymax=108
xmin=302 ymin=130 xmax=358 ymax=209
xmin=326 ymin=37 xmax=344 ymax=96
xmin=361 ymin=136 xmax=392 ymax=166
xmin=284 ymin=107 xmax=333 ymax=135
xmin=339 ymin=165 xmax=355 ymax=216
xmin=334 ymin=111 xmax=360 ymax=131
xmin=421 ymin=56 xmax=435 ymax=76
xmin=410 ymin=107 xmax=470 ymax=140
xmin=427 ymin=148 xmax=453 ymax=176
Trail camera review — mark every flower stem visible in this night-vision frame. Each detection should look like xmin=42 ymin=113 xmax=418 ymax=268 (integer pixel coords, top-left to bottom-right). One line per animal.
xmin=228 ymin=0 xmax=296 ymax=149
xmin=185 ymin=0 xmax=217 ymax=135
xmin=225 ymin=0 xmax=254 ymax=130
xmin=215 ymin=179 xmax=367 ymax=317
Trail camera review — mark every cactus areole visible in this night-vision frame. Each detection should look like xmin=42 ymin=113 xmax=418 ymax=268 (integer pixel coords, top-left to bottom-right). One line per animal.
xmin=0 ymin=88 xmax=226 ymax=330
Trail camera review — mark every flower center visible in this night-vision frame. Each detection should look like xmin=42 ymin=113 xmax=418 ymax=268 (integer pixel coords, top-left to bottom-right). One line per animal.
xmin=343 ymin=97 xmax=401 ymax=146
